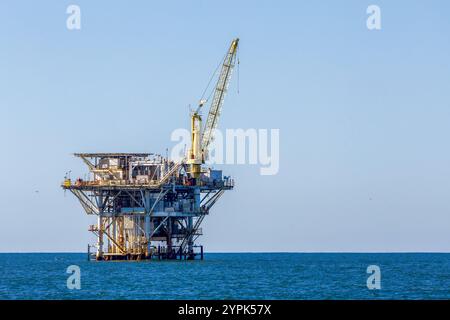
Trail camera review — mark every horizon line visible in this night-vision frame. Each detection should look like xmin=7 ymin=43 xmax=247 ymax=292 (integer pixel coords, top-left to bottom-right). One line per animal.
xmin=1 ymin=251 xmax=449 ymax=254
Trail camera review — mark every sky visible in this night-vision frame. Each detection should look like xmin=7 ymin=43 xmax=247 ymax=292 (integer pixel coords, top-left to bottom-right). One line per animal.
xmin=0 ymin=0 xmax=449 ymax=252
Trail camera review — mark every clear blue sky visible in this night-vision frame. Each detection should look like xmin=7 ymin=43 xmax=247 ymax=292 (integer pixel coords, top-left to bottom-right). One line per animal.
xmin=1 ymin=1 xmax=449 ymax=252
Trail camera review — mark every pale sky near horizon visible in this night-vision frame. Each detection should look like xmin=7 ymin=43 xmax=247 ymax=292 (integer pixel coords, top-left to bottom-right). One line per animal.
xmin=1 ymin=1 xmax=450 ymax=252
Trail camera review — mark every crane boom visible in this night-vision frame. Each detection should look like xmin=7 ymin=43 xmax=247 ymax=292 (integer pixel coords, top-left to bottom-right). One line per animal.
xmin=201 ymin=38 xmax=239 ymax=154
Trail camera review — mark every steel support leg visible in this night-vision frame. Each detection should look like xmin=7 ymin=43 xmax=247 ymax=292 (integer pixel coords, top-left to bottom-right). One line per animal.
xmin=96 ymin=214 xmax=103 ymax=260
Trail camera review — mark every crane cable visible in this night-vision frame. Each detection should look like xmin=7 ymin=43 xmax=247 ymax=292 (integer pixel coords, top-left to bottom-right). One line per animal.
xmin=199 ymin=50 xmax=228 ymax=108
xmin=237 ymin=45 xmax=240 ymax=94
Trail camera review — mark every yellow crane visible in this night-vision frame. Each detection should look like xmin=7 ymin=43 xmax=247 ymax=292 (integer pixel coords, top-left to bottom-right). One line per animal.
xmin=187 ymin=38 xmax=239 ymax=178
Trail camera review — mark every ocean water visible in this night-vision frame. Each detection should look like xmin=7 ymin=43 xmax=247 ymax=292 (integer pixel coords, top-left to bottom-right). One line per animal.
xmin=0 ymin=253 xmax=449 ymax=300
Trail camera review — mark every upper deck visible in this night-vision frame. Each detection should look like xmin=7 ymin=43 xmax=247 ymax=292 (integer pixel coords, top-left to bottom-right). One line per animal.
xmin=62 ymin=153 xmax=234 ymax=192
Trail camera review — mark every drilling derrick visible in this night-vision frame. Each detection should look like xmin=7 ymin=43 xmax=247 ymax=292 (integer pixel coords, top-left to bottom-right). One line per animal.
xmin=62 ymin=39 xmax=239 ymax=261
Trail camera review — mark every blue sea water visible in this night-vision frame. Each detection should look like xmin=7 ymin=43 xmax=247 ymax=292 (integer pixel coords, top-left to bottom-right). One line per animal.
xmin=0 ymin=253 xmax=449 ymax=300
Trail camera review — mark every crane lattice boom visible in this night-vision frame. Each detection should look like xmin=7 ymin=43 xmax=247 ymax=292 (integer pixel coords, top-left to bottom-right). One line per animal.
xmin=201 ymin=38 xmax=239 ymax=154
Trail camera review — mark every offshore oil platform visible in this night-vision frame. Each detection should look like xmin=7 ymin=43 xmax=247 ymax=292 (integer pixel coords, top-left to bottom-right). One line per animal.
xmin=62 ymin=39 xmax=239 ymax=261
